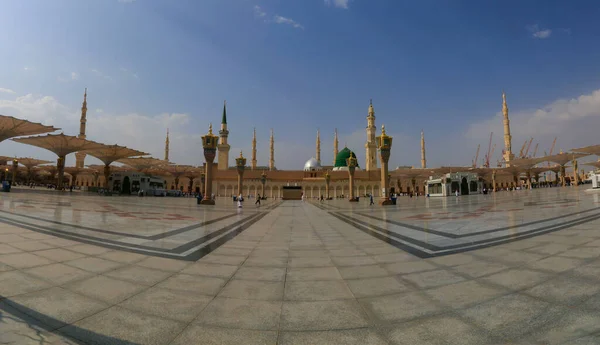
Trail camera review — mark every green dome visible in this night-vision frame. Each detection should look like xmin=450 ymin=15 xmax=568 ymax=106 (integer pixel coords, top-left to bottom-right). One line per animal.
xmin=334 ymin=147 xmax=360 ymax=168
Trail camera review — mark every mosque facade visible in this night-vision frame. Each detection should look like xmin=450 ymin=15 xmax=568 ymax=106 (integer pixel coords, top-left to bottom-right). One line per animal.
xmin=72 ymin=92 xmax=523 ymax=197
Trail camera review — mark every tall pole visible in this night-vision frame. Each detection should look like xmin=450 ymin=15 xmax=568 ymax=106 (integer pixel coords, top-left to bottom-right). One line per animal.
xmin=236 ymin=151 xmax=246 ymax=197
xmin=325 ymin=171 xmax=330 ymax=199
xmin=201 ymin=124 xmax=218 ymax=205
xmin=261 ymin=171 xmax=266 ymax=198
xmin=347 ymin=153 xmax=358 ymax=202
xmin=11 ymin=159 xmax=18 ymax=186
xmin=377 ymin=124 xmax=393 ymax=205
xmin=56 ymin=155 xmax=66 ymax=190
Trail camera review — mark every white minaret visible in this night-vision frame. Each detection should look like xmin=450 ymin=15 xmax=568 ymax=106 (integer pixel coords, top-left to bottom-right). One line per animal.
xmin=502 ymin=91 xmax=514 ymax=166
xmin=269 ymin=129 xmax=275 ymax=170
xmin=316 ymin=129 xmax=321 ymax=164
xmin=75 ymin=88 xmax=87 ymax=168
xmin=421 ymin=130 xmax=426 ymax=169
xmin=333 ymin=128 xmax=339 ymax=166
xmin=364 ymin=99 xmax=378 ymax=171
xmin=217 ymin=100 xmax=230 ymax=170
xmin=251 ymin=127 xmax=257 ymax=169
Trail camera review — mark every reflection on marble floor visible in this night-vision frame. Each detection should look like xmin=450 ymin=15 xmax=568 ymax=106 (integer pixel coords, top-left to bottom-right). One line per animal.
xmin=1 ymin=187 xmax=600 ymax=344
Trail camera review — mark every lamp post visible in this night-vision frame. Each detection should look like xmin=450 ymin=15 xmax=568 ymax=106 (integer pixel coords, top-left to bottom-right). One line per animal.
xmin=4 ymin=168 xmax=8 ymax=182
xmin=260 ymin=171 xmax=267 ymax=199
xmin=200 ymin=172 xmax=206 ymax=196
xmin=325 ymin=171 xmax=330 ymax=199
xmin=12 ymin=159 xmax=18 ymax=186
xmin=492 ymin=169 xmax=497 ymax=192
xmin=235 ymin=151 xmax=246 ymax=198
xmin=377 ymin=124 xmax=393 ymax=205
xmin=573 ymin=158 xmax=579 ymax=186
xmin=201 ymin=124 xmax=219 ymax=205
xmin=347 ymin=152 xmax=358 ymax=202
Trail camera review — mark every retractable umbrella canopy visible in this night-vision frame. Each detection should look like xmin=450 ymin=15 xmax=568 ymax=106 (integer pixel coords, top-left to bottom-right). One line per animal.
xmin=84 ymin=144 xmax=149 ymax=187
xmin=0 ymin=115 xmax=59 ymax=143
xmin=117 ymin=157 xmax=169 ymax=172
xmin=17 ymin=157 xmax=53 ymax=169
xmin=571 ymin=144 xmax=600 ymax=156
xmin=12 ymin=133 xmax=105 ymax=189
xmin=542 ymin=152 xmax=589 ymax=166
xmin=12 ymin=133 xmax=105 ymax=157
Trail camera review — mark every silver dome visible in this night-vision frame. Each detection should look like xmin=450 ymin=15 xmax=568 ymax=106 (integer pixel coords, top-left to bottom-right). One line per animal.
xmin=304 ymin=157 xmax=322 ymax=171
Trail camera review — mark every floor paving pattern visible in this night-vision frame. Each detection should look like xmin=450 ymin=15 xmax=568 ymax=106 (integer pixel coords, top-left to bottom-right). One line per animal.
xmin=1 ymin=188 xmax=600 ymax=344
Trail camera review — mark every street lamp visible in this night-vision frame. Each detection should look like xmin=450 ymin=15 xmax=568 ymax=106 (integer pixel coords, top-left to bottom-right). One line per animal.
xmin=376 ymin=124 xmax=393 ymax=205
xmin=347 ymin=152 xmax=358 ymax=202
xmin=324 ymin=170 xmax=331 ymax=199
xmin=260 ymin=171 xmax=267 ymax=199
xmin=12 ymin=158 xmax=18 ymax=186
xmin=235 ymin=151 xmax=246 ymax=198
xmin=201 ymin=124 xmax=219 ymax=205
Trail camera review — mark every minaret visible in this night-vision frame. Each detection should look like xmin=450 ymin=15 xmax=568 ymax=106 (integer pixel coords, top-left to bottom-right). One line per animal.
xmin=164 ymin=129 xmax=170 ymax=162
xmin=316 ymin=129 xmax=321 ymax=164
xmin=364 ymin=99 xmax=378 ymax=171
xmin=333 ymin=128 xmax=339 ymax=165
xmin=269 ymin=128 xmax=275 ymax=170
xmin=217 ymin=100 xmax=231 ymax=170
xmin=502 ymin=91 xmax=514 ymax=165
xmin=75 ymin=88 xmax=87 ymax=168
xmin=421 ymin=130 xmax=427 ymax=169
xmin=251 ymin=127 xmax=257 ymax=170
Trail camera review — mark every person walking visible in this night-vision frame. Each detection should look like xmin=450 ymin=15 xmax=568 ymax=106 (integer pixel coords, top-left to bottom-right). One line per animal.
xmin=370 ymin=194 xmax=374 ymax=206
xmin=255 ymin=194 xmax=261 ymax=206
xmin=238 ymin=193 xmax=243 ymax=208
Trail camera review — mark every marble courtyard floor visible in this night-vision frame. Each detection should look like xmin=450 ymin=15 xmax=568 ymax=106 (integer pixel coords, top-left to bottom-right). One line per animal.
xmin=1 ymin=189 xmax=600 ymax=344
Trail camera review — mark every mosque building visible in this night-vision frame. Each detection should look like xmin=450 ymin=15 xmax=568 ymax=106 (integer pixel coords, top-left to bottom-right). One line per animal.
xmin=73 ymin=90 xmax=519 ymax=197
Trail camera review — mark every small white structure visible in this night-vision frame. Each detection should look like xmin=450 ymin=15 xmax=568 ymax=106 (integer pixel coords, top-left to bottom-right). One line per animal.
xmin=426 ymin=172 xmax=482 ymax=197
xmin=590 ymin=171 xmax=600 ymax=189
xmin=109 ymin=172 xmax=165 ymax=195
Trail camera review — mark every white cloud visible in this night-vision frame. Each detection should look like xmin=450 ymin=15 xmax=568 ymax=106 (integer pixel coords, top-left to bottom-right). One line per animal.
xmin=119 ymin=67 xmax=139 ymax=80
xmin=325 ymin=0 xmax=350 ymax=9
xmin=0 ymin=88 xmax=16 ymax=94
xmin=91 ymin=69 xmax=113 ymax=81
xmin=465 ymin=89 xmax=600 ymax=163
xmin=253 ymin=5 xmax=266 ymax=17
xmin=57 ymin=72 xmax=80 ymax=83
xmin=96 ymin=108 xmax=104 ymax=113
xmin=23 ymin=66 xmax=32 ymax=71
xmin=527 ymin=24 xmax=552 ymax=39
xmin=273 ymin=15 xmax=304 ymax=30
xmin=118 ymin=0 xmax=136 ymax=3
xmin=0 ymin=93 xmax=199 ymax=166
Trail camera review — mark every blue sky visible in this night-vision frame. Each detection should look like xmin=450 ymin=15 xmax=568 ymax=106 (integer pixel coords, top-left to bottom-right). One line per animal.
xmin=2 ymin=0 xmax=600 ymax=169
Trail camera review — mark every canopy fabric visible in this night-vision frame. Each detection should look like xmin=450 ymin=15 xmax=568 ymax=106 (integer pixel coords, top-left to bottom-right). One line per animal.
xmin=0 ymin=115 xmax=59 ymax=142
xmin=117 ymin=157 xmax=169 ymax=172
xmin=16 ymin=157 xmax=53 ymax=168
xmin=540 ymin=152 xmax=589 ymax=166
xmin=571 ymin=144 xmax=600 ymax=155
xmin=12 ymin=133 xmax=105 ymax=157
xmin=85 ymin=144 xmax=148 ymax=165
xmin=158 ymin=164 xmax=196 ymax=178
xmin=507 ymin=157 xmax=548 ymax=168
